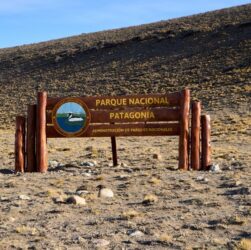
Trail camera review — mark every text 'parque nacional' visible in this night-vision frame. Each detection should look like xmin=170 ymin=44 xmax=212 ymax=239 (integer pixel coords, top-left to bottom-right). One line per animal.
xmin=95 ymin=96 xmax=169 ymax=107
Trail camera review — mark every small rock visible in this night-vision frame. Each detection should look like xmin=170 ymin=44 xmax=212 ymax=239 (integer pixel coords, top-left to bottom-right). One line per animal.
xmin=153 ymin=153 xmax=162 ymax=160
xmin=76 ymin=190 xmax=89 ymax=195
xmin=80 ymin=161 xmax=96 ymax=167
xmin=49 ymin=160 xmax=59 ymax=168
xmin=66 ymin=195 xmax=86 ymax=205
xmin=128 ymin=230 xmax=144 ymax=237
xmin=92 ymin=239 xmax=110 ymax=247
xmin=0 ymin=196 xmax=10 ymax=202
xmin=196 ymin=175 xmax=204 ymax=181
xmin=55 ymin=55 xmax=63 ymax=62
xmin=83 ymin=173 xmax=92 ymax=177
xmin=9 ymin=217 xmax=16 ymax=222
xmin=76 ymin=186 xmax=89 ymax=195
xmin=196 ymin=175 xmax=209 ymax=182
xmin=120 ymin=162 xmax=128 ymax=167
xmin=235 ymin=181 xmax=242 ymax=187
xmin=18 ymin=195 xmax=31 ymax=200
xmin=209 ymin=164 xmax=222 ymax=173
xmin=117 ymin=175 xmax=129 ymax=180
xmin=53 ymin=196 xmax=65 ymax=204
xmin=97 ymin=185 xmax=114 ymax=198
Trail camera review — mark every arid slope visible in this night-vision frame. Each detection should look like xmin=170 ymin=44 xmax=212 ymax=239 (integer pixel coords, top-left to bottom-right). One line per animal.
xmin=0 ymin=4 xmax=250 ymax=127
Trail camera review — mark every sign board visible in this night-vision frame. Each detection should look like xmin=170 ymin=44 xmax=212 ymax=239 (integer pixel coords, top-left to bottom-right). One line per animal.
xmin=15 ymin=89 xmax=211 ymax=174
xmin=46 ymin=92 xmax=182 ymax=138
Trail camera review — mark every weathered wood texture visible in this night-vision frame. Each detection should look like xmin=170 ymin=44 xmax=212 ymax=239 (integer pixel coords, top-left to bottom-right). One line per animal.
xmin=36 ymin=92 xmax=48 ymax=173
xmin=46 ymin=108 xmax=180 ymax=124
xmin=178 ymin=89 xmax=190 ymax=170
xmin=201 ymin=115 xmax=211 ymax=170
xmin=46 ymin=122 xmax=180 ymax=138
xmin=191 ymin=101 xmax=201 ymax=170
xmin=27 ymin=105 xmax=37 ymax=172
xmin=15 ymin=116 xmax=26 ymax=173
xmin=46 ymin=92 xmax=181 ymax=110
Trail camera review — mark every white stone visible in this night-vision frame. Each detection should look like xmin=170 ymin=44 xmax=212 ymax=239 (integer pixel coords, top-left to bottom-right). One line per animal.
xmin=0 ymin=196 xmax=9 ymax=201
xmin=9 ymin=217 xmax=16 ymax=222
xmin=129 ymin=230 xmax=144 ymax=237
xmin=196 ymin=175 xmax=208 ymax=182
xmin=118 ymin=175 xmax=129 ymax=180
xmin=83 ymin=173 xmax=92 ymax=177
xmin=19 ymin=195 xmax=31 ymax=200
xmin=76 ymin=190 xmax=89 ymax=195
xmin=81 ymin=161 xmax=96 ymax=167
xmin=53 ymin=196 xmax=65 ymax=204
xmin=66 ymin=195 xmax=86 ymax=205
xmin=209 ymin=164 xmax=222 ymax=173
xmin=196 ymin=175 xmax=205 ymax=181
xmin=49 ymin=160 xmax=59 ymax=168
xmin=235 ymin=181 xmax=242 ymax=186
xmin=98 ymin=188 xmax=114 ymax=198
xmin=120 ymin=162 xmax=128 ymax=167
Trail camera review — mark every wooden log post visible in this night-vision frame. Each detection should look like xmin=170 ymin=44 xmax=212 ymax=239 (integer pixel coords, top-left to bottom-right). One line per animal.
xmin=15 ymin=116 xmax=26 ymax=173
xmin=179 ymin=89 xmax=190 ymax=170
xmin=111 ymin=136 xmax=118 ymax=166
xmin=27 ymin=105 xmax=37 ymax=172
xmin=36 ymin=92 xmax=48 ymax=173
xmin=201 ymin=115 xmax=211 ymax=170
xmin=191 ymin=101 xmax=201 ymax=170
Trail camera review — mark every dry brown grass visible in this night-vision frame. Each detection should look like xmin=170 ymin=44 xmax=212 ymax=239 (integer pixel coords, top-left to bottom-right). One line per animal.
xmin=148 ymin=177 xmax=162 ymax=185
xmin=236 ymin=238 xmax=251 ymax=250
xmin=143 ymin=194 xmax=158 ymax=204
xmin=122 ymin=210 xmax=143 ymax=220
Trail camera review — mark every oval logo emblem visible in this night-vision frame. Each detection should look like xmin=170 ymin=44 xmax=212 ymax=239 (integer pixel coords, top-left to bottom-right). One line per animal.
xmin=52 ymin=98 xmax=91 ymax=137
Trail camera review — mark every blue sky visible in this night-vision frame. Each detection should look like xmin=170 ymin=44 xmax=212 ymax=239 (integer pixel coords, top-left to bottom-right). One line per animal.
xmin=57 ymin=102 xmax=84 ymax=114
xmin=0 ymin=0 xmax=250 ymax=48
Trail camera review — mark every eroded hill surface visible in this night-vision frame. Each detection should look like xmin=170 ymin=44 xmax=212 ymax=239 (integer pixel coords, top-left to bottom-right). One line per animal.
xmin=0 ymin=4 xmax=250 ymax=128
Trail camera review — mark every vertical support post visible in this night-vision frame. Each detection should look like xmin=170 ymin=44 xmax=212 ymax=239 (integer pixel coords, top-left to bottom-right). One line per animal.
xmin=179 ymin=89 xmax=190 ymax=170
xmin=15 ymin=116 xmax=26 ymax=173
xmin=36 ymin=92 xmax=48 ymax=173
xmin=111 ymin=136 xmax=118 ymax=166
xmin=201 ymin=115 xmax=211 ymax=170
xmin=191 ymin=101 xmax=201 ymax=170
xmin=27 ymin=105 xmax=37 ymax=172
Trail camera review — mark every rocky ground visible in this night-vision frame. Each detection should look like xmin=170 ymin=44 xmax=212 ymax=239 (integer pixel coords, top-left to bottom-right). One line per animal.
xmin=0 ymin=111 xmax=250 ymax=249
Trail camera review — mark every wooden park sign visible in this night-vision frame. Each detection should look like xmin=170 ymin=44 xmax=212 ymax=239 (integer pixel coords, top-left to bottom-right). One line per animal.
xmin=15 ymin=89 xmax=211 ymax=173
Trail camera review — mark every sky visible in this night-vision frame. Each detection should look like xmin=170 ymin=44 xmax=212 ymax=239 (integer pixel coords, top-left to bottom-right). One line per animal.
xmin=0 ymin=0 xmax=250 ymax=48
xmin=57 ymin=102 xmax=85 ymax=114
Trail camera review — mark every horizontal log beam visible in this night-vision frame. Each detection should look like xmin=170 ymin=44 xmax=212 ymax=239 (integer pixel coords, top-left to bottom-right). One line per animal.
xmin=46 ymin=107 xmax=180 ymax=124
xmin=47 ymin=122 xmax=180 ymax=138
xmin=46 ymin=92 xmax=181 ymax=110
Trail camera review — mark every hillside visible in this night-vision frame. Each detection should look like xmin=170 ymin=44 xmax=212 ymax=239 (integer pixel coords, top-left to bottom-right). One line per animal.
xmin=0 ymin=4 xmax=250 ymax=128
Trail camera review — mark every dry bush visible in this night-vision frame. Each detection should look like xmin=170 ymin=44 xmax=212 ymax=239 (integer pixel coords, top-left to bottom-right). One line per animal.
xmin=236 ymin=238 xmax=251 ymax=250
xmin=122 ymin=210 xmax=143 ymax=220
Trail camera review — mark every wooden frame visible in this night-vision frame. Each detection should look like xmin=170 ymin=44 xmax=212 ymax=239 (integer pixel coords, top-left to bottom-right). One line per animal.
xmin=14 ymin=88 xmax=212 ymax=172
xmin=15 ymin=116 xmax=25 ymax=172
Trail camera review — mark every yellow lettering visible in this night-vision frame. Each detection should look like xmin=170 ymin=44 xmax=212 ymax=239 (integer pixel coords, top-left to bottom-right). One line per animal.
xmin=100 ymin=99 xmax=106 ymax=106
xmin=149 ymin=111 xmax=155 ymax=119
xmin=96 ymin=99 xmax=101 ymax=106
xmin=128 ymin=98 xmax=134 ymax=105
xmin=122 ymin=98 xmax=127 ymax=105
